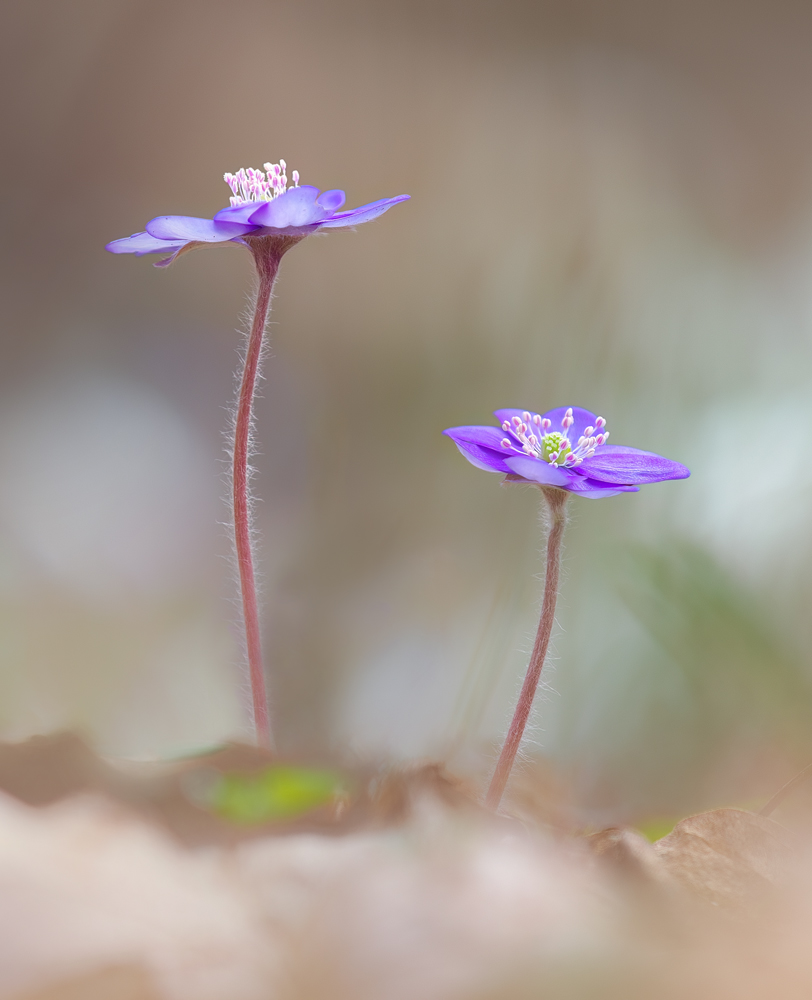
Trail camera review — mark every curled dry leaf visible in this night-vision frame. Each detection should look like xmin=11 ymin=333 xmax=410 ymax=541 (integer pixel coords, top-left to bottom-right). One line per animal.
xmin=652 ymin=807 xmax=794 ymax=912
xmin=587 ymin=827 xmax=675 ymax=888
xmin=368 ymin=761 xmax=486 ymax=826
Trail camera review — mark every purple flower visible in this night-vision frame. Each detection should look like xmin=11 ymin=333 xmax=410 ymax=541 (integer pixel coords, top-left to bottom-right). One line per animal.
xmin=105 ymin=159 xmax=409 ymax=266
xmin=444 ymin=406 xmax=690 ymax=498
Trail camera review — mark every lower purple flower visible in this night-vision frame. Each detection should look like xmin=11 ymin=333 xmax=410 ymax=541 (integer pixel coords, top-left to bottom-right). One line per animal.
xmin=105 ymin=159 xmax=409 ymax=266
xmin=444 ymin=406 xmax=689 ymax=498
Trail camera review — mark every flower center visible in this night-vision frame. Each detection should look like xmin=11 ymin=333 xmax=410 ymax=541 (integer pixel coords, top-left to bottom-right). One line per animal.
xmin=223 ymin=160 xmax=301 ymax=206
xmin=500 ymin=407 xmax=609 ymax=467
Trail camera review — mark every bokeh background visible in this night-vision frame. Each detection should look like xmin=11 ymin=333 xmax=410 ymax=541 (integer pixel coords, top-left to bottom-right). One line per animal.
xmin=3 ymin=0 xmax=812 ymax=824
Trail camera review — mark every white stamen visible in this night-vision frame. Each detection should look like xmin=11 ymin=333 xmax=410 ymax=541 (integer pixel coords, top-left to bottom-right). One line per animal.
xmin=224 ymin=158 xmax=302 ymax=206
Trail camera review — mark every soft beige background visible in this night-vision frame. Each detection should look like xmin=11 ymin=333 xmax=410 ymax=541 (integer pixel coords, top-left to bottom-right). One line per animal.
xmin=3 ymin=0 xmax=812 ymax=822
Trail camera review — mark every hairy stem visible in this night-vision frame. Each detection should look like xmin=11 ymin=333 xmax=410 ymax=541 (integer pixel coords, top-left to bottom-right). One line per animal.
xmin=233 ymin=243 xmax=282 ymax=749
xmin=485 ymin=486 xmax=569 ymax=811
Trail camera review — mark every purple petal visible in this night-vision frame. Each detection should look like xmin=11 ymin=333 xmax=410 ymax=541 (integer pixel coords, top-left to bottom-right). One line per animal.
xmin=540 ymin=406 xmax=600 ymax=444
xmin=443 ymin=426 xmax=512 ymax=473
xmin=565 ymin=487 xmax=633 ymax=499
xmin=317 ymin=195 xmax=410 ymax=228
xmin=564 ymin=474 xmax=640 ymax=498
xmin=145 ymin=215 xmax=256 ymax=242
xmin=213 ymin=203 xmax=267 ymax=224
xmin=444 ymin=425 xmax=512 ymax=451
xmin=105 ymin=232 xmax=187 ymax=256
xmin=317 ymin=189 xmax=346 ymax=211
xmin=578 ymin=446 xmax=690 ymax=485
xmin=502 ymin=455 xmax=571 ymax=487
xmin=247 ymin=186 xmax=329 ymax=229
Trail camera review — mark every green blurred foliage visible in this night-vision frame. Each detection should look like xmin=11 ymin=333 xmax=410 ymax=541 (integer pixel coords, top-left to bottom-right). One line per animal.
xmin=209 ymin=765 xmax=348 ymax=825
xmin=621 ymin=540 xmax=812 ymax=746
xmin=598 ymin=539 xmax=812 ymax=815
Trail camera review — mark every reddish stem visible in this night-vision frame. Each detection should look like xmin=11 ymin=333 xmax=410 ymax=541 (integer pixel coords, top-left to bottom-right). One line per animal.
xmin=233 ymin=241 xmax=283 ymax=749
xmin=485 ymin=486 xmax=568 ymax=811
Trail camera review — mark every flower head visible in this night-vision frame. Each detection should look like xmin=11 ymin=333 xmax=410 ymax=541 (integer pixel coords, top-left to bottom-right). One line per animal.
xmin=444 ymin=406 xmax=689 ymax=498
xmin=105 ymin=159 xmax=409 ymax=266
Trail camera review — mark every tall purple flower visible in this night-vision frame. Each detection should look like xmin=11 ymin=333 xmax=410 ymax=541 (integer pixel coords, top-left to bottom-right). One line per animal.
xmin=444 ymin=405 xmax=689 ymax=810
xmin=107 ymin=160 xmax=409 ymax=750
xmin=106 ymin=159 xmax=409 ymax=266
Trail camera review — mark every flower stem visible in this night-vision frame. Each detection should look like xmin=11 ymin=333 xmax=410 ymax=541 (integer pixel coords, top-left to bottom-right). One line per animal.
xmin=485 ymin=486 xmax=569 ymax=811
xmin=233 ymin=243 xmax=282 ymax=750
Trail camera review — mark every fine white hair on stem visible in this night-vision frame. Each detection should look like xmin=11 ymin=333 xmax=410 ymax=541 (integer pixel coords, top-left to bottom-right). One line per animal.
xmin=228 ymin=240 xmax=293 ymax=749
xmin=223 ymin=286 xmax=274 ymax=585
xmin=486 ymin=487 xmax=569 ymax=810
xmin=219 ymin=281 xmax=274 ymax=735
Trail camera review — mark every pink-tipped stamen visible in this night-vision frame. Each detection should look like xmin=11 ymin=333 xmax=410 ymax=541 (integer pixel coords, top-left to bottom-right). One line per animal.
xmin=501 ymin=407 xmax=610 ymax=469
xmin=223 ymin=159 xmax=303 ymax=207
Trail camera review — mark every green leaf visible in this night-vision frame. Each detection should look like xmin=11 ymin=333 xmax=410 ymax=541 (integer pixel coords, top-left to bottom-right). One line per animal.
xmin=209 ymin=765 xmax=348 ymax=825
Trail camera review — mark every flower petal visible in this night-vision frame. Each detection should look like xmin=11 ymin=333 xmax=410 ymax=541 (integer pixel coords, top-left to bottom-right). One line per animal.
xmin=578 ymin=445 xmax=690 ymax=485
xmin=145 ymin=215 xmax=256 ymax=242
xmin=444 ymin=425 xmax=511 ymax=451
xmin=443 ymin=426 xmax=512 ymax=473
xmin=565 ymin=487 xmax=630 ymax=499
xmin=564 ymin=474 xmax=640 ymax=498
xmin=540 ymin=406 xmax=600 ymax=444
xmin=317 ymin=195 xmax=410 ymax=228
xmin=502 ymin=455 xmax=571 ymax=486
xmin=105 ymin=232 xmax=187 ymax=256
xmin=213 ymin=203 xmax=268 ymax=224
xmin=317 ymin=189 xmax=346 ymax=211
xmin=247 ymin=186 xmax=329 ymax=229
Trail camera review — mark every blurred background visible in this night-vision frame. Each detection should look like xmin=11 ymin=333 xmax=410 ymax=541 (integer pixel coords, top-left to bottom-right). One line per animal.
xmin=3 ymin=0 xmax=812 ymax=824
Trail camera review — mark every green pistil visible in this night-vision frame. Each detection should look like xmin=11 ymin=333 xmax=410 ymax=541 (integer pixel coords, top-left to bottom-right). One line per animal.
xmin=541 ymin=431 xmax=570 ymax=465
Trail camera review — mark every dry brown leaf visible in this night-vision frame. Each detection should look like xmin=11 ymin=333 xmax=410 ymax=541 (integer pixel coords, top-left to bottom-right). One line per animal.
xmin=0 ymin=734 xmax=122 ymax=806
xmin=498 ymin=759 xmax=577 ymax=834
xmin=0 ymin=734 xmax=375 ymax=846
xmin=587 ymin=827 xmax=675 ymax=887
xmin=368 ymin=761 xmax=485 ymax=825
xmin=12 ymin=965 xmax=159 ymax=1000
xmin=0 ymin=792 xmax=279 ymax=999
xmin=653 ymin=807 xmax=794 ymax=912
